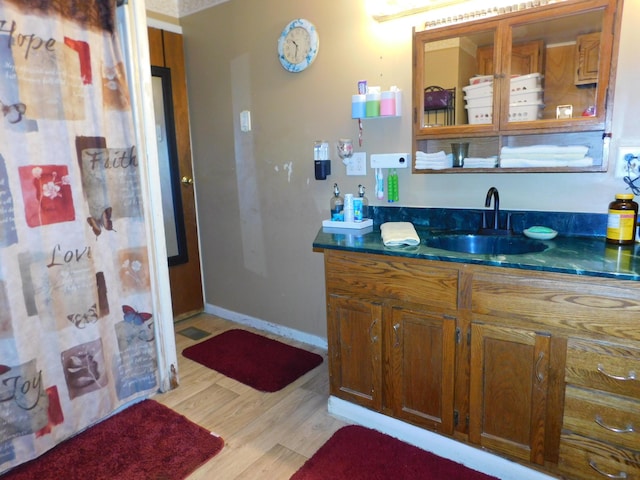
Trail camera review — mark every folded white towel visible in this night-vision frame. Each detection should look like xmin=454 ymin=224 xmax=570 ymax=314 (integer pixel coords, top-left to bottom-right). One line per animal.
xmin=415 ymin=151 xmax=453 ymax=169
xmin=380 ymin=222 xmax=420 ymax=246
xmin=500 ymin=157 xmax=593 ymax=168
xmin=416 ymin=150 xmax=447 ymax=160
xmin=463 ymin=157 xmax=497 ymax=168
xmin=500 ymin=145 xmax=589 ymax=155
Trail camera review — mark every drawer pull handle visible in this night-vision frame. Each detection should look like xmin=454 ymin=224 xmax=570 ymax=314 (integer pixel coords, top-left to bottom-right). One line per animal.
xmin=595 ymin=415 xmax=635 ymax=434
xmin=589 ymin=459 xmax=628 ymax=479
xmin=597 ymin=364 xmax=637 ymax=381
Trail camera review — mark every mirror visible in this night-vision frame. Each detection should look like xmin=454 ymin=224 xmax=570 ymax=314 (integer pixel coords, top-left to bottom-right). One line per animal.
xmin=419 ymin=7 xmax=606 ymax=129
xmin=151 ymin=66 xmax=188 ymax=266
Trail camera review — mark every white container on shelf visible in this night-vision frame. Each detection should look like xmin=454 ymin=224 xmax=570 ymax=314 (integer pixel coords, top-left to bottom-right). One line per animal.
xmin=508 ymin=102 xmax=544 ymax=122
xmin=469 ymin=74 xmax=494 ymax=85
xmin=465 ymin=104 xmax=493 ymax=124
xmin=510 ymin=73 xmax=542 ymax=92
xmin=462 ymin=81 xmax=493 ymax=98
xmin=510 ymin=87 xmax=544 ymax=104
xmin=464 ymin=93 xmax=492 ymax=108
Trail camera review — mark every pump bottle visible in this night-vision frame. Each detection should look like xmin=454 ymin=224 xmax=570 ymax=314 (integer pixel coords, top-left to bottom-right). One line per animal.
xmin=330 ymin=183 xmax=344 ymax=221
xmin=358 ymin=184 xmax=369 ymax=219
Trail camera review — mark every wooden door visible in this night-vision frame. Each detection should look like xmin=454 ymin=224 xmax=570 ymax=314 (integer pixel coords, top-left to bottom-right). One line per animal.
xmin=148 ymin=28 xmax=204 ymax=320
xmin=387 ymin=306 xmax=456 ymax=434
xmin=327 ymin=294 xmax=383 ymax=410
xmin=469 ymin=323 xmax=550 ymax=465
xmin=575 ymin=32 xmax=600 ymax=85
xmin=477 ymin=40 xmax=544 ymax=76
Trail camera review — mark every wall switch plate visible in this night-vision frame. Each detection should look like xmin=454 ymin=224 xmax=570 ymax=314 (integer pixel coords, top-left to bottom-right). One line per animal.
xmin=370 ymin=153 xmax=410 ymax=169
xmin=346 ymin=152 xmax=367 ymax=176
xmin=240 ymin=110 xmax=251 ymax=132
xmin=614 ymin=146 xmax=640 ymax=178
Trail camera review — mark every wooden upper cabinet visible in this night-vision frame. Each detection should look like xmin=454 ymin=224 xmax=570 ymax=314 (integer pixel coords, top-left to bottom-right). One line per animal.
xmin=412 ymin=0 xmax=622 ymax=174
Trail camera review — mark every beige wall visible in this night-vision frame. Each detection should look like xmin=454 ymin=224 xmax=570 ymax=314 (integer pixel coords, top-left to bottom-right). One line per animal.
xmin=177 ymin=0 xmax=640 ymax=338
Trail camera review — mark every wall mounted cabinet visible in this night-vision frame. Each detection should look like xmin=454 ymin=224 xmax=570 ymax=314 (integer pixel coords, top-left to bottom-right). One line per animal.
xmin=412 ymin=0 xmax=622 ymax=173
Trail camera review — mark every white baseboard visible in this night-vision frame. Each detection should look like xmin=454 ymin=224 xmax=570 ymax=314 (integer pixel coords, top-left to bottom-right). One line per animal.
xmin=328 ymin=396 xmax=557 ymax=480
xmin=204 ymin=303 xmax=328 ymax=350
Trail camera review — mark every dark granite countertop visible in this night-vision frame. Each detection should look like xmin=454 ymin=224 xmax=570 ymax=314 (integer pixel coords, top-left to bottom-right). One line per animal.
xmin=313 ymin=207 xmax=640 ymax=281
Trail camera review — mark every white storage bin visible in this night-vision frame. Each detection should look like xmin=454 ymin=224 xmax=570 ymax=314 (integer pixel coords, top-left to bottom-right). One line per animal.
xmin=508 ymin=102 xmax=544 ymax=122
xmin=469 ymin=75 xmax=494 ymax=85
xmin=510 ymin=73 xmax=542 ymax=92
xmin=464 ymin=93 xmax=492 ymax=108
xmin=463 ymin=81 xmax=493 ymax=98
xmin=465 ymin=104 xmax=493 ymax=124
xmin=510 ymin=87 xmax=544 ymax=104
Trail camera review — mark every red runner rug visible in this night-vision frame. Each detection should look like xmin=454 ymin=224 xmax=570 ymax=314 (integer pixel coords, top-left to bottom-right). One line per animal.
xmin=182 ymin=329 xmax=323 ymax=392
xmin=3 ymin=399 xmax=223 ymax=480
xmin=291 ymin=425 xmax=500 ymax=480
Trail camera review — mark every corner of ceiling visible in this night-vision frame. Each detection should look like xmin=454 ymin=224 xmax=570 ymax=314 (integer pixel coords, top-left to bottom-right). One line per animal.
xmin=145 ymin=0 xmax=230 ymax=18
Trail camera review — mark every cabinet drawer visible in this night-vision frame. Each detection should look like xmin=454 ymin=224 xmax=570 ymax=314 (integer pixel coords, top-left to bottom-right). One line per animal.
xmin=566 ymin=338 xmax=640 ymax=398
xmin=564 ymin=385 xmax=640 ymax=451
xmin=559 ymin=431 xmax=640 ymax=480
xmin=470 ymin=270 xmax=640 ymax=340
xmin=325 ymin=250 xmax=459 ymax=310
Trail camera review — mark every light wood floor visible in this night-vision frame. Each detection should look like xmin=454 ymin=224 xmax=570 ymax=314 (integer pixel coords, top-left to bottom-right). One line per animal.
xmin=154 ymin=313 xmax=348 ymax=479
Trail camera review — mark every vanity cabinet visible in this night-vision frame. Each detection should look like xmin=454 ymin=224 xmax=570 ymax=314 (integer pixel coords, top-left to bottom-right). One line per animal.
xmin=321 ymin=247 xmax=640 ymax=478
xmin=412 ymin=0 xmax=622 ymax=173
xmin=324 ymin=250 xmax=458 ymax=435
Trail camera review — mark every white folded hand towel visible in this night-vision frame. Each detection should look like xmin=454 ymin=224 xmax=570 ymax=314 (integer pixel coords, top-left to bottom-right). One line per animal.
xmin=380 ymin=222 xmax=420 ymax=246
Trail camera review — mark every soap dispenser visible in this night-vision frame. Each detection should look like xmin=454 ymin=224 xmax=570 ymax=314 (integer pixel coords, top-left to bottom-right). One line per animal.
xmin=358 ymin=184 xmax=369 ymax=219
xmin=330 ymin=183 xmax=344 ymax=221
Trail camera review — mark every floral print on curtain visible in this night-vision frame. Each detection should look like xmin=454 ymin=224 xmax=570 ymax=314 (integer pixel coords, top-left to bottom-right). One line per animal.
xmin=0 ymin=1 xmax=159 ymax=473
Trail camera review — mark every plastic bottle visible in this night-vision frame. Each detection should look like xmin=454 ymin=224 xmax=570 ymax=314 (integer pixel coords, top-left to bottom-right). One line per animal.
xmin=391 ymin=169 xmax=399 ymax=202
xmin=330 ymin=183 xmax=344 ymax=221
xmin=358 ymin=184 xmax=369 ymax=219
xmin=376 ymin=169 xmax=384 ymax=200
xmin=387 ymin=169 xmax=399 ymax=202
xmin=343 ymin=193 xmax=355 ymax=223
xmin=606 ymin=193 xmax=638 ymax=245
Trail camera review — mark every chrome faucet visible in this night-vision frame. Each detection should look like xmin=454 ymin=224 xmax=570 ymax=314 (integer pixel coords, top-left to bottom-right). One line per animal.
xmin=485 ymin=187 xmax=500 ymax=230
xmin=479 ymin=187 xmax=512 ymax=235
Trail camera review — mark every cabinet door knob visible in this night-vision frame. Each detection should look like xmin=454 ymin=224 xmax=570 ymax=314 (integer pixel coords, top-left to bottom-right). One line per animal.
xmin=181 ymin=176 xmax=193 ymax=185
xmin=369 ymin=319 xmax=378 ymax=343
xmin=535 ymin=352 xmax=545 ymax=382
xmin=393 ymin=323 xmax=400 ymax=347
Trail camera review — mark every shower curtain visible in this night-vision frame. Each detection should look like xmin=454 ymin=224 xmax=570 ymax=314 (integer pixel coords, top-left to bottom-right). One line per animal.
xmin=0 ymin=1 xmax=162 ymax=473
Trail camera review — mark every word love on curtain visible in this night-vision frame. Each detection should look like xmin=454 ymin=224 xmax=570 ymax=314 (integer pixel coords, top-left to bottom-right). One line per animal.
xmin=0 ymin=1 xmax=160 ymax=473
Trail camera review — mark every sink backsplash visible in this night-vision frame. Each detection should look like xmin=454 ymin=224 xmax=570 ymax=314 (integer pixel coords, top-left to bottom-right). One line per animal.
xmin=370 ymin=206 xmax=608 ymax=238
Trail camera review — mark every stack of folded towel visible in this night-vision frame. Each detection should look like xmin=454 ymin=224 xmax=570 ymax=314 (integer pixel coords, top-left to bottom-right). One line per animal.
xmin=499 ymin=145 xmax=592 ymax=168
xmin=415 ymin=151 xmax=453 ymax=170
xmin=380 ymin=222 xmax=420 ymax=246
xmin=463 ymin=157 xmax=498 ymax=168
